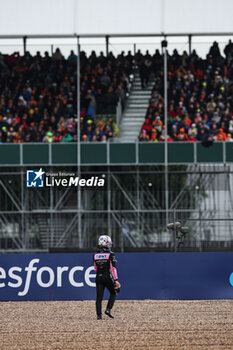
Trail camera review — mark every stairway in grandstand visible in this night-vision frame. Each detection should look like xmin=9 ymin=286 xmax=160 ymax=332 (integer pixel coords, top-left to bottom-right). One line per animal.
xmin=119 ymin=70 xmax=154 ymax=142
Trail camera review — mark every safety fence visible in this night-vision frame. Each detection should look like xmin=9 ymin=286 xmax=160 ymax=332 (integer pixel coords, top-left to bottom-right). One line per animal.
xmin=1 ymin=142 xmax=233 ymax=166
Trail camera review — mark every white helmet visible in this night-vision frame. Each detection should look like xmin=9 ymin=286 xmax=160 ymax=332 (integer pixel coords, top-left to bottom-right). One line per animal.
xmin=98 ymin=235 xmax=112 ymax=248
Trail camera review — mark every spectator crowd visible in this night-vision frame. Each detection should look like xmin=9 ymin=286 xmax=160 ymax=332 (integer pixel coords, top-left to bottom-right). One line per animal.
xmin=0 ymin=49 xmax=130 ymax=143
xmin=139 ymin=40 xmax=233 ymax=143
xmin=1 ymin=41 xmax=233 ymax=144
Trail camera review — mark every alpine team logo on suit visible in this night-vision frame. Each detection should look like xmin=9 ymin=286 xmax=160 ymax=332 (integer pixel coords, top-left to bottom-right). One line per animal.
xmin=26 ymin=169 xmax=45 ymax=188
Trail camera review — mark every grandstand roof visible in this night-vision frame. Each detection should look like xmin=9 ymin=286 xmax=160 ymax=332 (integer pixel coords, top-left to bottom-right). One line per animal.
xmin=1 ymin=0 xmax=233 ymax=37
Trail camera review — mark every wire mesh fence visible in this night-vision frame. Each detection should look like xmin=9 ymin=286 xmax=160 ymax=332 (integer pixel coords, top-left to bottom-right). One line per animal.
xmin=0 ymin=165 xmax=232 ymax=252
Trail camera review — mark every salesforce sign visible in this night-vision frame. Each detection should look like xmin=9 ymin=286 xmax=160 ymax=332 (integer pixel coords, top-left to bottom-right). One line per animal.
xmin=0 ymin=254 xmax=96 ymax=301
xmin=0 ymin=253 xmax=232 ymax=301
xmin=1 ymin=259 xmax=95 ymax=297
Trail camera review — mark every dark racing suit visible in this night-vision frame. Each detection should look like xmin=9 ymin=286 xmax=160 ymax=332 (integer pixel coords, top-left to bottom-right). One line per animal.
xmin=93 ymin=248 xmax=118 ymax=316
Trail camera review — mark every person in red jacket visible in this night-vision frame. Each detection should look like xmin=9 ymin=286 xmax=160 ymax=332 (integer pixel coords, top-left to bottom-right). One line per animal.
xmin=187 ymin=134 xmax=198 ymax=142
xmin=141 ymin=118 xmax=152 ymax=134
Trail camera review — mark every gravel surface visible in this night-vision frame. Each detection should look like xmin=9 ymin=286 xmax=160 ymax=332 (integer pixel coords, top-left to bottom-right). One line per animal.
xmin=0 ymin=300 xmax=232 ymax=349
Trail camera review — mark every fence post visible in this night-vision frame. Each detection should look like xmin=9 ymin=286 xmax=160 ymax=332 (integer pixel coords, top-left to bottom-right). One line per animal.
xmin=173 ymin=209 xmax=177 ymax=252
xmin=188 ymin=34 xmax=192 ymax=55
xmin=23 ymin=36 xmax=27 ymax=55
xmin=116 ymin=97 xmax=122 ymax=128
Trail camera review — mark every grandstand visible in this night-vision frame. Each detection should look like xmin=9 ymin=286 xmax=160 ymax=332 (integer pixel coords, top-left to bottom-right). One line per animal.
xmin=139 ymin=41 xmax=233 ymax=143
xmin=0 ymin=2 xmax=232 ymax=349
xmin=1 ymin=42 xmax=233 ymax=145
xmin=0 ymin=39 xmax=233 ymax=252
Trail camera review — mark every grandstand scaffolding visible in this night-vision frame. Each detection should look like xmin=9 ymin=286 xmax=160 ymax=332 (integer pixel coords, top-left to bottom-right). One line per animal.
xmin=0 ymin=163 xmax=232 ymax=252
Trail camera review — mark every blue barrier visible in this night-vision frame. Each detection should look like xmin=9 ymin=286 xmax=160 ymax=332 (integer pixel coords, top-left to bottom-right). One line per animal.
xmin=0 ymin=252 xmax=232 ymax=301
